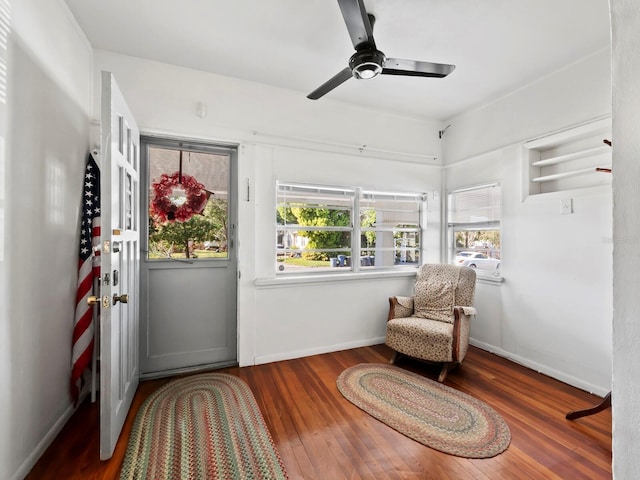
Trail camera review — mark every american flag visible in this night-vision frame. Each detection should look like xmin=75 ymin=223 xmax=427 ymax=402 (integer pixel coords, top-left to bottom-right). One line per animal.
xmin=71 ymin=153 xmax=101 ymax=403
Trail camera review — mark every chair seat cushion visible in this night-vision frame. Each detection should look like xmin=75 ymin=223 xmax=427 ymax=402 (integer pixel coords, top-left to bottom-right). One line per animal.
xmin=385 ymin=316 xmax=453 ymax=362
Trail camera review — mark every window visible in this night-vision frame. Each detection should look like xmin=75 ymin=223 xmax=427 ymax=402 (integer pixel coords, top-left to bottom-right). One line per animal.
xmin=276 ymin=182 xmax=425 ymax=274
xmin=359 ymin=191 xmax=423 ymax=269
xmin=448 ymin=183 xmax=501 ymax=277
xmin=144 ymin=140 xmax=232 ymax=261
xmin=277 ymin=183 xmax=354 ymax=273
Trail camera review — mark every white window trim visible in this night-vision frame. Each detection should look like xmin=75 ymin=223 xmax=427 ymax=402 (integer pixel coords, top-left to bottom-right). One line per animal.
xmin=255 ymin=268 xmax=418 ymax=288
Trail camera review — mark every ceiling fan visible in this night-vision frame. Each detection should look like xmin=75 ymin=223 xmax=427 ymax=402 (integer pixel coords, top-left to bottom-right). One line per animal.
xmin=308 ymin=0 xmax=455 ymax=100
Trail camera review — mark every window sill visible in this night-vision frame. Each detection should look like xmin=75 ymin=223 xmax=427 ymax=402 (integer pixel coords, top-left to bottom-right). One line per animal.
xmin=476 ymin=274 xmax=504 ymax=285
xmin=254 ymin=268 xmax=418 ymax=288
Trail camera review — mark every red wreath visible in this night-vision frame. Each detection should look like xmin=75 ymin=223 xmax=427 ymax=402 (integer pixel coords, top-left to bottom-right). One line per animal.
xmin=150 ymin=172 xmax=210 ymax=223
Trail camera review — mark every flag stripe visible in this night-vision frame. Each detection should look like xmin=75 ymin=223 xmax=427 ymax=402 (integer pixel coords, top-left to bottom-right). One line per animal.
xmin=72 ymin=310 xmax=93 ymax=344
xmin=71 ymin=153 xmax=101 ymax=403
xmin=74 ymin=267 xmax=93 ymax=304
xmin=72 ymin=327 xmax=94 ymax=364
xmin=71 ymin=342 xmax=94 ymax=384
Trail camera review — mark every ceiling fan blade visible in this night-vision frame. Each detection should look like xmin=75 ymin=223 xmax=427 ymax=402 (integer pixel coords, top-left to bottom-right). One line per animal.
xmin=307 ymin=67 xmax=353 ymax=100
xmin=383 ymin=58 xmax=456 ymax=78
xmin=337 ymin=0 xmax=376 ymax=51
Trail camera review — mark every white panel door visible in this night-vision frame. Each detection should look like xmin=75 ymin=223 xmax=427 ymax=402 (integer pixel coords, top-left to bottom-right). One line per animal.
xmin=99 ymin=71 xmax=140 ymax=460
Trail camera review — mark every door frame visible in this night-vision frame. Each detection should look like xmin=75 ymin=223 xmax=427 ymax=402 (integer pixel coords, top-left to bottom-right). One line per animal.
xmin=138 ymin=134 xmax=239 ymax=378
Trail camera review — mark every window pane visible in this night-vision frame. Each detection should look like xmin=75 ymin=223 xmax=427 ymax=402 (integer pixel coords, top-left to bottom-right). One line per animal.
xmin=359 ymin=230 xmax=421 ymax=268
xmin=276 ymin=233 xmax=352 ymax=273
xmin=278 ymin=187 xmax=353 ymax=227
xmin=147 ymin=147 xmax=230 ymax=260
xmin=452 ymin=230 xmax=501 ymax=272
xmin=276 ymin=183 xmax=354 ymax=273
xmin=360 ymin=193 xmax=422 ymax=268
xmin=360 ymin=196 xmax=421 ymax=228
xmin=125 ymin=171 xmax=133 ymax=230
xmin=448 ymin=184 xmax=501 ymax=226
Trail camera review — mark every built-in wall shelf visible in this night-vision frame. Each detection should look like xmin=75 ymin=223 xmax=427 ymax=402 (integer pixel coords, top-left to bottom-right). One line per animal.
xmin=530 ymin=145 xmax=610 ymax=167
xmin=523 ymin=117 xmax=612 ymax=198
xmin=531 ymin=166 xmax=603 ymax=183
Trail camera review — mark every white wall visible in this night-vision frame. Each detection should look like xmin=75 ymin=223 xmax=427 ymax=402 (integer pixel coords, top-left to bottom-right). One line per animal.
xmin=250 ymin=145 xmax=441 ymax=364
xmin=444 ymin=49 xmax=611 ymax=165
xmin=91 ymin=51 xmax=444 ymax=368
xmin=610 ymin=1 xmax=640 ymax=478
xmin=91 ymin=50 xmax=444 ymax=164
xmin=443 ymin=50 xmax=613 ymax=395
xmin=0 ymin=1 xmax=9 ymax=475
xmin=2 ymin=1 xmax=93 ymax=479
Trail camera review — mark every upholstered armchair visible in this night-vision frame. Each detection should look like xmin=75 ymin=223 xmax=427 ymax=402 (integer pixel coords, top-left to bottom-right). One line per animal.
xmin=385 ymin=264 xmax=477 ymax=382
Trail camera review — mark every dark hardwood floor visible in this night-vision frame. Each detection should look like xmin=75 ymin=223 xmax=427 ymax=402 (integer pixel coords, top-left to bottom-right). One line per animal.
xmin=25 ymin=345 xmax=612 ymax=479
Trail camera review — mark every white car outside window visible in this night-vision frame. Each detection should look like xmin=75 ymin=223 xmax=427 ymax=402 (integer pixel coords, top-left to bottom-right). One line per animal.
xmin=455 ymin=251 xmax=500 ymax=271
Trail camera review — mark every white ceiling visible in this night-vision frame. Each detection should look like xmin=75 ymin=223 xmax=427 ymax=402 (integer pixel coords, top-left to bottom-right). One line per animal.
xmin=64 ymin=0 xmax=611 ymax=121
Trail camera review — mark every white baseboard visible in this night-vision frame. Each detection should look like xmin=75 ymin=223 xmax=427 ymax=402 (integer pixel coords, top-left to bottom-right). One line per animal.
xmin=253 ymin=337 xmax=609 ymax=397
xmin=469 ymin=339 xmax=610 ymax=397
xmin=254 ymin=336 xmax=386 ymax=365
xmin=12 ymin=393 xmax=85 ymax=480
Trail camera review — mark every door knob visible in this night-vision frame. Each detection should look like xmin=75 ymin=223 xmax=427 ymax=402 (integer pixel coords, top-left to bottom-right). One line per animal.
xmin=113 ymin=293 xmax=128 ymax=305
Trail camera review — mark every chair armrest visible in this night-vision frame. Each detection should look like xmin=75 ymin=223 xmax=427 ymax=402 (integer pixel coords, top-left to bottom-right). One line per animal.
xmin=455 ymin=306 xmax=477 ymax=316
xmin=452 ymin=306 xmax=474 ymax=362
xmin=388 ymin=296 xmax=415 ymax=321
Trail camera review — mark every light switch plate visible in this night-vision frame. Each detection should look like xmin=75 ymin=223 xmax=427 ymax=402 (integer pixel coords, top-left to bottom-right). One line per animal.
xmin=561 ymin=198 xmax=573 ymax=215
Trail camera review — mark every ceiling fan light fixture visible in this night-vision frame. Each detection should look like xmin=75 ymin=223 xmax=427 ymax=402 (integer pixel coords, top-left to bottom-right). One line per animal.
xmin=353 ymin=62 xmax=382 ymax=79
xmin=349 ymin=49 xmax=385 ymax=80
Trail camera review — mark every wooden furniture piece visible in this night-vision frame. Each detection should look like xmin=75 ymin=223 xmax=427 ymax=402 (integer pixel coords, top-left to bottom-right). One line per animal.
xmin=566 ymin=392 xmax=612 ymax=420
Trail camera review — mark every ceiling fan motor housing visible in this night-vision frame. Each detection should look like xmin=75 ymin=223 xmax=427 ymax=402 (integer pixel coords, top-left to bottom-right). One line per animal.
xmin=349 ymin=49 xmax=386 ymax=79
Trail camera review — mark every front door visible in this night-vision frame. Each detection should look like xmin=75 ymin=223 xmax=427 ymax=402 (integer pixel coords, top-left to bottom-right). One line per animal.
xmin=139 ymin=137 xmax=237 ymax=376
xmin=99 ymin=72 xmax=140 ymax=460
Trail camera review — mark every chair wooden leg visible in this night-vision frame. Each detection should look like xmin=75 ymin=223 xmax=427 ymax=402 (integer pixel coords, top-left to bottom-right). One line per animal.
xmin=438 ymin=362 xmax=453 ymax=382
xmin=389 ymin=351 xmax=401 ymax=365
xmin=566 ymin=391 xmax=611 ymax=420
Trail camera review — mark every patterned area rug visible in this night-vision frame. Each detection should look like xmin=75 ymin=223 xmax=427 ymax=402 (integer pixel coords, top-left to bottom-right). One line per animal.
xmin=337 ymin=363 xmax=511 ymax=458
xmin=120 ymin=373 xmax=288 ymax=480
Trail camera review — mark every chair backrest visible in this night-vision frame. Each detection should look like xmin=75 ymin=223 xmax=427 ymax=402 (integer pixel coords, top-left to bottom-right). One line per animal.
xmin=416 ymin=263 xmax=476 ymax=308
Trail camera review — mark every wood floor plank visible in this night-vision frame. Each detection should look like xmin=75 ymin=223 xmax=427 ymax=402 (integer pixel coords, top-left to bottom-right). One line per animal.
xmin=25 ymin=345 xmax=611 ymax=480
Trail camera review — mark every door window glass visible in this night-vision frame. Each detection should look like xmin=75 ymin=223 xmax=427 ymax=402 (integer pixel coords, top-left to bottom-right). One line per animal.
xmin=147 ymin=146 xmax=230 ymax=260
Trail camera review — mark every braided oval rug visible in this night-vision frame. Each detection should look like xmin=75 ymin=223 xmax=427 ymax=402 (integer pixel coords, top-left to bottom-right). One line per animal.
xmin=337 ymin=363 xmax=511 ymax=458
xmin=120 ymin=373 xmax=288 ymax=480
